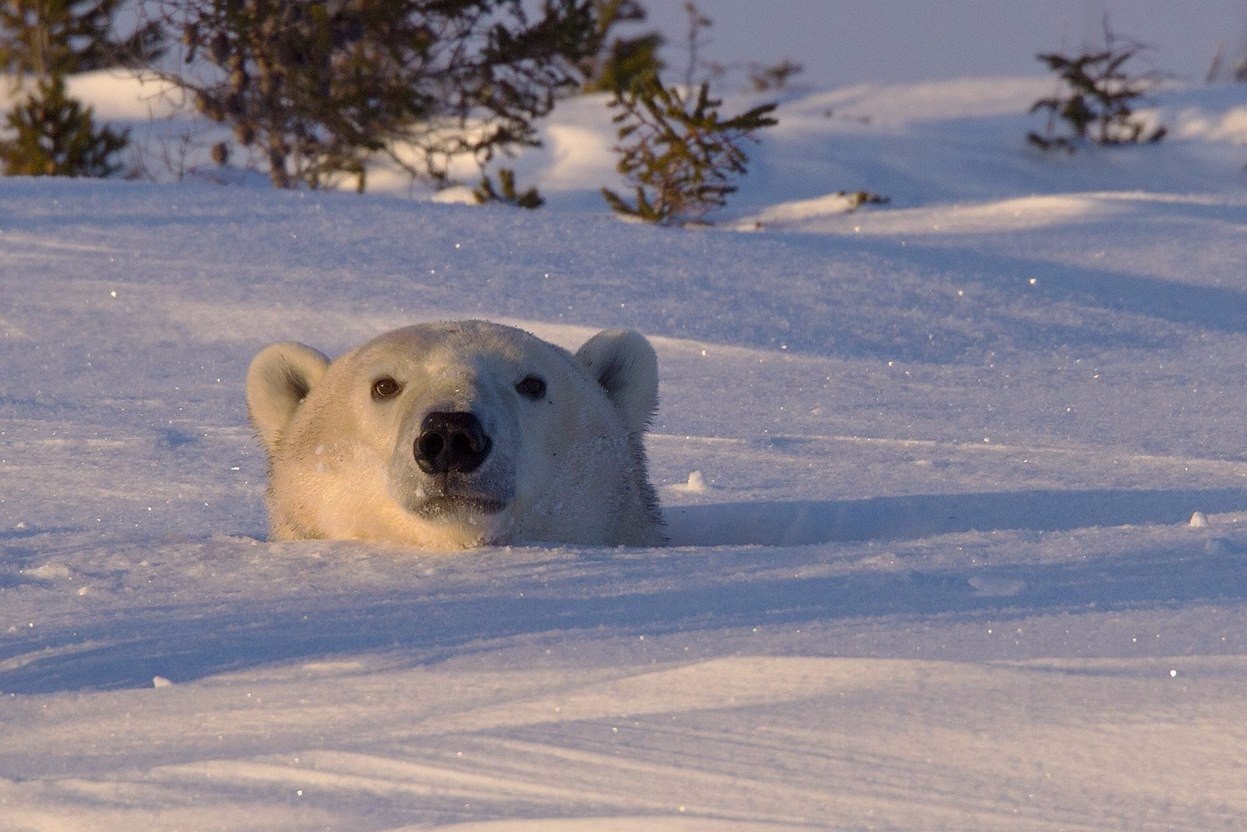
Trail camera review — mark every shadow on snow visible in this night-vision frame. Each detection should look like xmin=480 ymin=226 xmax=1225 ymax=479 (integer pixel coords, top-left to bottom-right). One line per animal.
xmin=3 ymin=487 xmax=1245 ymax=695
xmin=665 ymin=487 xmax=1247 ymax=547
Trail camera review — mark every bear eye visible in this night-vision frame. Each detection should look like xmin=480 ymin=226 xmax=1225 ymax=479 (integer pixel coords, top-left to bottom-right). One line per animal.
xmin=515 ymin=374 xmax=546 ymax=400
xmin=370 ymin=376 xmax=403 ymax=401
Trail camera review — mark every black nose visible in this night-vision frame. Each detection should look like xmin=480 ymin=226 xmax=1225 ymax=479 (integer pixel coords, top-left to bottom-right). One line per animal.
xmin=415 ymin=411 xmax=492 ymax=475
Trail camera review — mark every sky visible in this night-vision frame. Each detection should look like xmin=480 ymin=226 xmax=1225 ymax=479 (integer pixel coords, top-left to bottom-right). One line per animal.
xmin=639 ymin=0 xmax=1247 ymax=88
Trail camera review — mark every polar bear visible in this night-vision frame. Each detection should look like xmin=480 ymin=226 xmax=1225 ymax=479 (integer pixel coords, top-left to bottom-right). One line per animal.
xmin=245 ymin=321 xmax=664 ymax=548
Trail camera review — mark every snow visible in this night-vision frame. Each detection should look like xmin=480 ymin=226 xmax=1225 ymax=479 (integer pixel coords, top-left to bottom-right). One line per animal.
xmin=3 ymin=67 xmax=1247 ymax=830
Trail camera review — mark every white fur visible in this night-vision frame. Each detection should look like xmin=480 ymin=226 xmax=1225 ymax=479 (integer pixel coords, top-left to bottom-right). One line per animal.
xmin=246 ymin=321 xmax=664 ymax=548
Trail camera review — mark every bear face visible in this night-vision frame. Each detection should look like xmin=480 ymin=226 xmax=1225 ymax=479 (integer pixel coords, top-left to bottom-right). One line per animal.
xmin=246 ymin=321 xmax=664 ymax=548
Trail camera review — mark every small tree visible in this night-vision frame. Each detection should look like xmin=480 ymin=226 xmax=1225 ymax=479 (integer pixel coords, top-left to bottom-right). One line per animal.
xmin=748 ymin=58 xmax=803 ymax=93
xmin=0 ymin=0 xmax=150 ymax=178
xmin=155 ymin=0 xmax=598 ymax=190
xmin=0 ymin=0 xmax=163 ymax=76
xmin=601 ymin=74 xmax=777 ymax=225
xmin=679 ymin=0 xmax=718 ymax=87
xmin=674 ymin=3 xmax=800 ymax=95
xmin=473 ymin=167 xmax=544 ymax=208
xmin=1028 ymin=24 xmax=1166 ymax=152
xmin=1206 ymin=41 xmax=1247 ymax=83
xmin=0 ymin=73 xmax=128 ymax=176
xmin=578 ymin=0 xmax=664 ymax=93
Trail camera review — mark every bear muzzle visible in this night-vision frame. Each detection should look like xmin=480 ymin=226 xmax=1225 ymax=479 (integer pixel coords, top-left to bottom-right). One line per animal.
xmin=406 ymin=410 xmax=514 ymax=523
xmin=415 ymin=411 xmax=492 ymax=475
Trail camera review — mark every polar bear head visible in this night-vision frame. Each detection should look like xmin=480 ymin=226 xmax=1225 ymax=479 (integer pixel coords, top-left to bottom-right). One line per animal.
xmin=245 ymin=321 xmax=664 ymax=548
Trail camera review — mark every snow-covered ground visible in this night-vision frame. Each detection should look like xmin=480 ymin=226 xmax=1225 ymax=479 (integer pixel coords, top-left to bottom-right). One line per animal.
xmin=2 ymin=71 xmax=1247 ymax=830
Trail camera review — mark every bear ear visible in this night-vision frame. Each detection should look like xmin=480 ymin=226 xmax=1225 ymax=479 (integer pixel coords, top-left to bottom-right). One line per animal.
xmin=246 ymin=342 xmax=330 ymax=452
xmin=574 ymin=329 xmax=658 ymax=434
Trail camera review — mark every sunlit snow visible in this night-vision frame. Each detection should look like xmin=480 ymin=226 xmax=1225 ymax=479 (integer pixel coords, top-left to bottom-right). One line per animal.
xmin=2 ymin=62 xmax=1246 ymax=831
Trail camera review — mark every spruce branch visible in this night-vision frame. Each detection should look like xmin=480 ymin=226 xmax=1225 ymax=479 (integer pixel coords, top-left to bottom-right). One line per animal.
xmin=602 ymin=74 xmax=777 ymax=225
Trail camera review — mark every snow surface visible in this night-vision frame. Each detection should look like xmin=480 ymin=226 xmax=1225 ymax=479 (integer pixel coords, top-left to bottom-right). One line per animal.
xmin=2 ymin=72 xmax=1247 ymax=831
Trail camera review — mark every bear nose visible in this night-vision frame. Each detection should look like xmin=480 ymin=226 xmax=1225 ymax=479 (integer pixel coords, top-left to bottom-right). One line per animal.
xmin=415 ymin=411 xmax=492 ymax=475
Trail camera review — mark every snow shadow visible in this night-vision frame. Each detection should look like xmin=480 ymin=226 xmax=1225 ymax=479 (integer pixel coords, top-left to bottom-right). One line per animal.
xmin=854 ymin=231 xmax=1247 ymax=339
xmin=3 ymin=487 xmax=1245 ymax=695
xmin=741 ymin=226 xmax=1247 ymax=362
xmin=665 ymin=487 xmax=1247 ymax=547
xmin=3 ymin=539 xmax=1244 ymax=696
